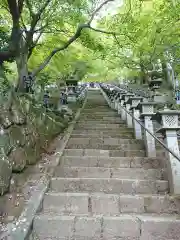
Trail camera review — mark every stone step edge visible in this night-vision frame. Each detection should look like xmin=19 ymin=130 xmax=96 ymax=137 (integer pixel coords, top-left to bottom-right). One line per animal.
xmin=62 ymin=156 xmax=162 ymax=160
xmin=44 ymin=192 xmax=176 ymax=199
xmin=51 ymin=177 xmax=168 ymax=184
xmin=34 ymin=213 xmax=180 ymax=221
xmin=56 ymin=166 xmax=164 ymax=172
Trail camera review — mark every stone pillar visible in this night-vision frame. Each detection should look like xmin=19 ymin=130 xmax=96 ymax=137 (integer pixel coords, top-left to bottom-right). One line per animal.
xmin=114 ymin=93 xmax=120 ymax=110
xmin=126 ymin=97 xmax=143 ymax=129
xmin=117 ymin=92 xmax=125 ymax=115
xmin=153 ymin=110 xmax=180 ymax=194
xmin=123 ymin=94 xmax=135 ymax=127
xmin=120 ymin=94 xmax=134 ymax=121
xmin=128 ymin=97 xmax=143 ymax=138
xmin=110 ymin=91 xmax=117 ymax=109
xmin=138 ymin=102 xmax=156 ymax=157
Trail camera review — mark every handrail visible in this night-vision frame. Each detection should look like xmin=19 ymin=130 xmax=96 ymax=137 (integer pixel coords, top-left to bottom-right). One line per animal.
xmin=102 ymin=88 xmax=180 ymax=163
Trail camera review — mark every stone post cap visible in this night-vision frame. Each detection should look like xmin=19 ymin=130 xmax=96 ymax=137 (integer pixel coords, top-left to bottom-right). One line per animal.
xmin=152 ymin=110 xmax=180 ymax=131
xmin=126 ymin=96 xmax=143 ymax=105
xmin=136 ymin=102 xmax=157 ymax=112
xmin=149 ymin=78 xmax=163 ymax=88
xmin=121 ymin=93 xmax=134 ymax=101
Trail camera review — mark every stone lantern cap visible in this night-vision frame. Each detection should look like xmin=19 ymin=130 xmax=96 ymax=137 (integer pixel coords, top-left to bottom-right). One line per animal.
xmin=136 ymin=102 xmax=156 ymax=112
xmin=127 ymin=96 xmax=143 ymax=105
xmin=149 ymin=78 xmax=162 ymax=89
xmin=152 ymin=110 xmax=180 ymax=133
xmin=121 ymin=93 xmax=134 ymax=101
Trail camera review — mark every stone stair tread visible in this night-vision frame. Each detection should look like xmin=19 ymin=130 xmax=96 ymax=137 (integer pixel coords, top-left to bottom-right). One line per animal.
xmin=54 ymin=166 xmax=165 ymax=180
xmin=42 ymin=192 xmax=180 ymax=215
xmin=33 ymin=214 xmax=180 ymax=240
xmin=71 ymin=133 xmax=135 ymax=138
xmin=50 ymin=177 xmax=168 ymax=194
xmin=61 ymin=156 xmax=163 ymax=169
xmin=63 ymin=148 xmax=146 ymax=157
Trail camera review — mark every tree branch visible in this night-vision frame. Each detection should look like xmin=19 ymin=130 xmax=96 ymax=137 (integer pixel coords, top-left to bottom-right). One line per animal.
xmin=89 ymin=26 xmax=115 ymax=35
xmin=88 ymin=0 xmax=115 ymax=24
xmin=32 ymin=0 xmax=116 ymax=76
xmin=0 ymin=0 xmax=24 ymax=63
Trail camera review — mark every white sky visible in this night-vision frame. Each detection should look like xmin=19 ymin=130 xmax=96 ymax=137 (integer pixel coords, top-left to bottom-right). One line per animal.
xmin=92 ymin=0 xmax=123 ymax=26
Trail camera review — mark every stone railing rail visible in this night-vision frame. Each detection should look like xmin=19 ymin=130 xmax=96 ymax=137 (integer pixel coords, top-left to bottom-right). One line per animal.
xmin=100 ymin=83 xmax=180 ymax=195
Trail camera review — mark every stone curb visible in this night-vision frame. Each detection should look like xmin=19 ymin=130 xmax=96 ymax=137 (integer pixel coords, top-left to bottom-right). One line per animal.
xmin=1 ymin=96 xmax=88 ymax=240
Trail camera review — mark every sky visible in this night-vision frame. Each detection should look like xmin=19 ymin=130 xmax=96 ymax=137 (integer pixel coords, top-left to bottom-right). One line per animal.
xmin=92 ymin=0 xmax=123 ymax=26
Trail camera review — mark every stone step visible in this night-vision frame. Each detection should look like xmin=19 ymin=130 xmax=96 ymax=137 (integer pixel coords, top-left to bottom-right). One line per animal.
xmin=79 ymin=116 xmax=122 ymax=121
xmin=70 ymin=133 xmax=134 ymax=138
xmin=72 ymin=129 xmax=133 ymax=134
xmin=54 ymin=166 xmax=165 ymax=180
xmin=78 ymin=120 xmax=125 ymax=124
xmin=71 ymin=132 xmax=134 ymax=139
xmin=66 ymin=139 xmax=144 ymax=150
xmin=33 ymin=214 xmax=180 ymax=240
xmin=63 ymin=148 xmax=146 ymax=157
xmin=68 ymin=137 xmax=143 ymax=145
xmin=61 ymin=156 xmax=163 ymax=169
xmin=65 ymin=144 xmax=144 ymax=151
xmin=42 ymin=192 xmax=180 ymax=215
xmin=50 ymin=178 xmax=168 ymax=194
xmin=82 ymin=109 xmax=111 ymax=112
xmin=80 ymin=112 xmax=117 ymax=116
xmin=75 ymin=123 xmax=127 ymax=129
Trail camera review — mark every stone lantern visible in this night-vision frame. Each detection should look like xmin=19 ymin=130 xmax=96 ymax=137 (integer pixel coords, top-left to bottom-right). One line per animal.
xmin=152 ymin=109 xmax=180 ymax=194
xmin=125 ymin=97 xmax=143 ymax=128
xmin=121 ymin=93 xmax=134 ymax=121
xmin=117 ymin=90 xmax=126 ymax=114
xmin=148 ymin=78 xmax=166 ymax=102
xmin=124 ymin=97 xmax=143 ymax=135
xmin=137 ymin=102 xmax=157 ymax=157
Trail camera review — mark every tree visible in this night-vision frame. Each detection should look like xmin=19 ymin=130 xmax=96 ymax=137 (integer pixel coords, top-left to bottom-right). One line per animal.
xmin=0 ymin=0 xmax=116 ymax=91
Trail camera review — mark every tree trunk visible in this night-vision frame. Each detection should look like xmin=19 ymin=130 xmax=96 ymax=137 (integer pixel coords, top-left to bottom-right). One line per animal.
xmin=16 ymin=54 xmax=28 ymax=92
xmin=140 ymin=63 xmax=150 ymax=84
xmin=161 ymin=61 xmax=173 ymax=89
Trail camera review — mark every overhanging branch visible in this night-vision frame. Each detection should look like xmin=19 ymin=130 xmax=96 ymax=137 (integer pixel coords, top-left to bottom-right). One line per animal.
xmin=32 ymin=0 xmax=115 ymax=76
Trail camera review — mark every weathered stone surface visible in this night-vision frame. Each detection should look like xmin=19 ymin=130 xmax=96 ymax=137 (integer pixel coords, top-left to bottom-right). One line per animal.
xmin=102 ymin=216 xmax=140 ymax=240
xmin=139 ymin=215 xmax=180 ymax=240
xmin=0 ymin=107 xmax=13 ymax=128
xmin=91 ymin=193 xmax=119 ymax=215
xmin=25 ymin=144 xmax=40 ymax=165
xmin=11 ymin=105 xmax=26 ymax=125
xmin=0 ymin=155 xmax=12 ymax=195
xmin=55 ymin=166 xmax=110 ymax=178
xmin=43 ymin=192 xmax=89 ymax=215
xmin=9 ymin=125 xmax=26 ymax=147
xmin=9 ymin=147 xmax=26 ymax=172
xmin=51 ymin=178 xmax=168 ymax=194
xmin=120 ymin=195 xmax=144 ymax=213
xmin=33 ymin=215 xmax=75 ymax=239
xmin=74 ymin=216 xmax=101 ymax=239
xmin=0 ymin=131 xmax=12 ymax=156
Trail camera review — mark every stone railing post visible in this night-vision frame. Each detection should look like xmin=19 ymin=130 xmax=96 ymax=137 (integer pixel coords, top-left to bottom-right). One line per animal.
xmin=153 ymin=109 xmax=180 ymax=194
xmin=121 ymin=93 xmax=133 ymax=121
xmin=123 ymin=93 xmax=134 ymax=126
xmin=114 ymin=92 xmax=121 ymax=111
xmin=110 ymin=90 xmax=117 ymax=109
xmin=117 ymin=91 xmax=126 ymax=115
xmin=127 ymin=97 xmax=144 ymax=138
xmin=137 ymin=102 xmax=157 ymax=157
xmin=126 ymin=96 xmax=143 ymax=128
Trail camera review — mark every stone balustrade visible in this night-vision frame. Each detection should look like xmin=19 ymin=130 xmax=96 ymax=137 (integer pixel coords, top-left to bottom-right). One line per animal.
xmin=100 ymin=83 xmax=180 ymax=195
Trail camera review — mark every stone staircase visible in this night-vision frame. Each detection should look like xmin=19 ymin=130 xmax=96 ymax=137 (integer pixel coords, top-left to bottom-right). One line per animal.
xmin=32 ymin=90 xmax=180 ymax=240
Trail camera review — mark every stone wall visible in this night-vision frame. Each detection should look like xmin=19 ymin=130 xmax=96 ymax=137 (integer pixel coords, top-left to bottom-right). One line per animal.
xmin=0 ymin=93 xmax=75 ymax=196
